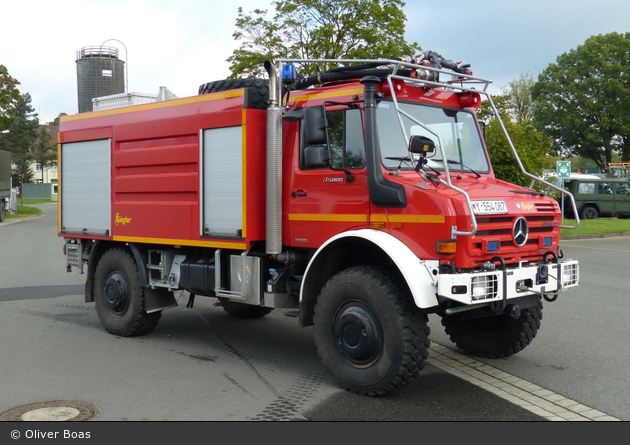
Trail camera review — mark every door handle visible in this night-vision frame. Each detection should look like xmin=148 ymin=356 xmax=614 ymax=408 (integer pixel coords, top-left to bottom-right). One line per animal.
xmin=291 ymin=191 xmax=307 ymax=197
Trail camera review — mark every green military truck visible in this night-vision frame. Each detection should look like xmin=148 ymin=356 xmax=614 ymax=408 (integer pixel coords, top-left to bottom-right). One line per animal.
xmin=0 ymin=150 xmax=11 ymax=222
xmin=563 ymin=175 xmax=630 ymax=219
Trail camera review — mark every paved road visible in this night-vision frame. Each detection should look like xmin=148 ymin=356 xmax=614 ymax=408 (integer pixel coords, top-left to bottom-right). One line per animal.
xmin=0 ymin=204 xmax=624 ymax=421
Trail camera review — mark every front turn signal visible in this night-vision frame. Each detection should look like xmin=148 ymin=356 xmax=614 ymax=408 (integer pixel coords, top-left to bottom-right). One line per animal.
xmin=436 ymin=240 xmax=457 ymax=254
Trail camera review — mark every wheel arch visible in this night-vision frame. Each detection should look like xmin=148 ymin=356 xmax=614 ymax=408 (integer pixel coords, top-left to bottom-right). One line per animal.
xmin=298 ymin=229 xmax=439 ymax=327
xmin=579 ymin=201 xmax=600 ymax=213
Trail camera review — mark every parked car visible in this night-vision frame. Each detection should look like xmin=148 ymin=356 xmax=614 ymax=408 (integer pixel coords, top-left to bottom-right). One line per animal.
xmin=563 ymin=176 xmax=630 ymax=219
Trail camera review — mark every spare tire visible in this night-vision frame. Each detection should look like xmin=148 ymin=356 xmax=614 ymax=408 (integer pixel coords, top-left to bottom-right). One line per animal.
xmin=198 ymin=78 xmax=269 ymax=110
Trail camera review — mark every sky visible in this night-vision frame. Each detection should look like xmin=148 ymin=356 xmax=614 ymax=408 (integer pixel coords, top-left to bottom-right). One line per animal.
xmin=2 ymin=0 xmax=629 ymax=124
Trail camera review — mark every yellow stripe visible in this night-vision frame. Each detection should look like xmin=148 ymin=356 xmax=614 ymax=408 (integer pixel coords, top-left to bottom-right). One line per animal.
xmin=288 ymin=213 xmax=368 ymax=222
xmin=370 ymin=214 xmax=388 ymax=223
xmin=113 ymin=236 xmax=246 ymax=250
xmin=292 ymin=87 xmax=364 ymax=104
xmin=61 ymin=90 xmax=245 ymax=122
xmin=387 ymin=215 xmax=445 ymax=223
xmin=241 ymin=109 xmax=247 ymax=238
xmin=57 ymin=133 xmax=61 ymax=234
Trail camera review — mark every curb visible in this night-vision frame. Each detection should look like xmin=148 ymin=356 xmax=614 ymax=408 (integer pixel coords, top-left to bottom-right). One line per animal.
xmin=0 ymin=214 xmax=44 ymax=227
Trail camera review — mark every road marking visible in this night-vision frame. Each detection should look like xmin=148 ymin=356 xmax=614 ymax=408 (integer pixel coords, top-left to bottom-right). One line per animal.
xmin=427 ymin=343 xmax=621 ymax=421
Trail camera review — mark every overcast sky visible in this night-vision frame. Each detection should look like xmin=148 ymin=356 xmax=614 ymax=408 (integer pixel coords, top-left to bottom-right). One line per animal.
xmin=2 ymin=0 xmax=629 ymax=124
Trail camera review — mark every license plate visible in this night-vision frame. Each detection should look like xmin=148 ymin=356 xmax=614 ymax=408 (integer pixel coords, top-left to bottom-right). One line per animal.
xmin=471 ymin=200 xmax=508 ymax=215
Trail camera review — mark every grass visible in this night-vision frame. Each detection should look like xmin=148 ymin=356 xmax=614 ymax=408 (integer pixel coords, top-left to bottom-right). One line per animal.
xmin=5 ymin=205 xmax=44 ymax=219
xmin=560 ymin=217 xmax=630 ymax=237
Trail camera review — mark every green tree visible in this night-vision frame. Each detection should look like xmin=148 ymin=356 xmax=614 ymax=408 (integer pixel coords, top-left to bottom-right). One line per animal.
xmin=532 ymin=32 xmax=630 ymax=169
xmin=3 ymin=93 xmax=39 ymax=204
xmin=0 ymin=64 xmax=21 ymax=133
xmin=502 ymin=73 xmax=536 ymax=124
xmin=484 ymin=117 xmax=552 ymax=187
xmin=33 ymin=125 xmax=57 ymax=182
xmin=227 ymin=0 xmax=419 ymax=78
xmin=479 ymin=90 xmax=552 ymax=187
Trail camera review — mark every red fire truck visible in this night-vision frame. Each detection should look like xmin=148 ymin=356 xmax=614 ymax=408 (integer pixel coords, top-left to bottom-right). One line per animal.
xmin=59 ymin=52 xmax=580 ymax=396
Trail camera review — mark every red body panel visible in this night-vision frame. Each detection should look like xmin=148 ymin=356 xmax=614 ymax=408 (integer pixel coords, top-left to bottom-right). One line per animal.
xmin=59 ymin=92 xmax=266 ymax=250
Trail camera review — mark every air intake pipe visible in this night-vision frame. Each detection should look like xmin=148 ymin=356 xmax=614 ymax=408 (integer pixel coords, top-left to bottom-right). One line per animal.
xmin=264 ymin=61 xmax=283 ymax=254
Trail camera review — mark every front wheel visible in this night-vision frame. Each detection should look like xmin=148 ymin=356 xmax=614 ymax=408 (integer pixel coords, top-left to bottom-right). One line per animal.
xmin=313 ymin=266 xmax=430 ymax=396
xmin=94 ymin=248 xmax=161 ymax=337
xmin=440 ymin=298 xmax=543 ymax=358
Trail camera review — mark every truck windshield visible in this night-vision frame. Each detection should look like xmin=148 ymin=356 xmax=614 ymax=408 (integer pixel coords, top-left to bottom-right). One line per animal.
xmin=376 ymin=101 xmax=490 ymax=173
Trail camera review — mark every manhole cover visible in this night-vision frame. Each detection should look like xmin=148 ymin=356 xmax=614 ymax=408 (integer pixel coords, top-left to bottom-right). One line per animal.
xmin=0 ymin=401 xmax=101 ymax=421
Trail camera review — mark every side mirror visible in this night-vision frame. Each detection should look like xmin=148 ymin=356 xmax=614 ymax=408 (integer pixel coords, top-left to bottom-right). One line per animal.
xmin=409 ymin=135 xmax=435 ymax=155
xmin=304 ymin=106 xmax=328 ymax=145
xmin=304 ymin=145 xmax=330 ymax=169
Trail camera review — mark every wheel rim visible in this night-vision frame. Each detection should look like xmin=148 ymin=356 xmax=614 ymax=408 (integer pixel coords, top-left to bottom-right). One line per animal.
xmin=333 ymin=301 xmax=383 ymax=367
xmin=103 ymin=271 xmax=131 ymax=316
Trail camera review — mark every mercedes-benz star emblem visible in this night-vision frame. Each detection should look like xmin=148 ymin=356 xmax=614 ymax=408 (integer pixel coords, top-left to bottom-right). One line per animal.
xmin=512 ymin=217 xmax=528 ymax=247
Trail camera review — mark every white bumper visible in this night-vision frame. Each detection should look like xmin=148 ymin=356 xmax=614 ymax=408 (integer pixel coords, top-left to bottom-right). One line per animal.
xmin=437 ymin=259 xmax=579 ymax=305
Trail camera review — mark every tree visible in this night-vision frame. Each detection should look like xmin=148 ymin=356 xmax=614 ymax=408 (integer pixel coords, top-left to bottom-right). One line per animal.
xmin=227 ymin=0 xmax=419 ymax=78
xmin=33 ymin=125 xmax=57 ymax=182
xmin=0 ymin=64 xmax=21 ymax=133
xmin=3 ymin=93 xmax=39 ymax=204
xmin=478 ymin=90 xmax=552 ymax=187
xmin=502 ymin=73 xmax=536 ymax=124
xmin=484 ymin=117 xmax=552 ymax=187
xmin=532 ymin=32 xmax=630 ymax=169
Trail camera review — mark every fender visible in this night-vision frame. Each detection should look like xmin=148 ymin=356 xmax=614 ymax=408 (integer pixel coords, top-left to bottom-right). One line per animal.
xmin=301 ymin=229 xmax=440 ymax=309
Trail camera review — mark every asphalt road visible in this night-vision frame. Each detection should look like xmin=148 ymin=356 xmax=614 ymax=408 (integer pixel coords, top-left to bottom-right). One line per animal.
xmin=0 ymin=204 xmax=625 ymax=422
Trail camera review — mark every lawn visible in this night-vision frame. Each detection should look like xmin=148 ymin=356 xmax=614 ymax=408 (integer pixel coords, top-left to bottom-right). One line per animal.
xmin=560 ymin=217 xmax=630 ymax=237
xmin=5 ymin=205 xmax=44 ymax=219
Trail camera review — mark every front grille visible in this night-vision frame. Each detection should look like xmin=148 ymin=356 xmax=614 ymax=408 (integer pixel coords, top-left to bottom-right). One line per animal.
xmin=469 ymin=212 xmax=559 ymax=263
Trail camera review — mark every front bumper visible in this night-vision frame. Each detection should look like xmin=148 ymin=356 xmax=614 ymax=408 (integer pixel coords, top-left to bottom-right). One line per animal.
xmin=437 ymin=259 xmax=579 ymax=305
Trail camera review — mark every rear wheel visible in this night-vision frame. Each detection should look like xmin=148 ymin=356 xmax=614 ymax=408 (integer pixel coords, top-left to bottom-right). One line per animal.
xmin=313 ymin=266 xmax=430 ymax=396
xmin=440 ymin=298 xmax=543 ymax=358
xmin=94 ymin=248 xmax=161 ymax=337
xmin=581 ymin=206 xmax=598 ymax=219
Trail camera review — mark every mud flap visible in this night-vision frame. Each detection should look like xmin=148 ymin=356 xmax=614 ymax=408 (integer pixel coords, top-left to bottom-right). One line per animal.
xmin=144 ymin=287 xmax=178 ymax=314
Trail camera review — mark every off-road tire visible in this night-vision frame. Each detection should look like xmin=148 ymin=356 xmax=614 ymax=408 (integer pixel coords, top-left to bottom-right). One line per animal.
xmin=313 ymin=266 xmax=430 ymax=396
xmin=218 ymin=298 xmax=273 ymax=319
xmin=440 ymin=298 xmax=543 ymax=358
xmin=581 ymin=206 xmax=598 ymax=220
xmin=94 ymin=248 xmax=161 ymax=337
xmin=198 ymin=78 xmax=270 ymax=110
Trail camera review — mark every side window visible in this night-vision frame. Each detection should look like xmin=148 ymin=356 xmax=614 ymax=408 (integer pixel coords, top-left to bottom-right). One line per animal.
xmin=300 ymin=108 xmax=366 ymax=170
xmin=617 ymin=182 xmax=630 ymax=195
xmin=577 ymin=182 xmax=595 ymax=194
xmin=598 ymin=182 xmax=613 ymax=194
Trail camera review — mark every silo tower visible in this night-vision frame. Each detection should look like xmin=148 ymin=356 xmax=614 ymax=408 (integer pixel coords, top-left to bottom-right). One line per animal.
xmin=76 ymin=46 xmax=125 ymax=113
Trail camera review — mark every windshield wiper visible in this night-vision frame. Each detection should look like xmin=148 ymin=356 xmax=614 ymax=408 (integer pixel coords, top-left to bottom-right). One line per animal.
xmin=433 ymin=158 xmax=481 ymax=178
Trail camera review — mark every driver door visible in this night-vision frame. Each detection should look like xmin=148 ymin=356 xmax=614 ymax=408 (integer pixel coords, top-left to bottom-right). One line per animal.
xmin=287 ymin=107 xmax=369 ymax=248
